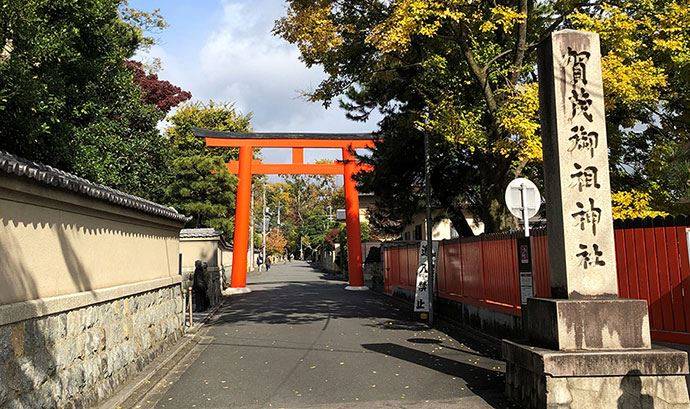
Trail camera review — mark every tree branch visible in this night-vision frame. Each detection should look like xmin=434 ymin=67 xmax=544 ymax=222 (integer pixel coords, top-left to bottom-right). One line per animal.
xmin=509 ymin=0 xmax=530 ymax=85
xmin=482 ymin=7 xmax=582 ymax=80
xmin=454 ymin=22 xmax=498 ymax=114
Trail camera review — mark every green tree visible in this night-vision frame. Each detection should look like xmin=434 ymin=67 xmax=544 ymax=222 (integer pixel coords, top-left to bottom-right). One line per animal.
xmin=165 ymin=101 xmax=253 ymax=236
xmin=0 ymin=0 xmax=174 ymax=200
xmin=276 ymin=0 xmax=690 ymax=232
xmin=280 ymin=174 xmax=342 ymax=257
xmin=165 ymin=155 xmax=235 ymax=234
xmin=166 ymin=101 xmax=252 ymax=159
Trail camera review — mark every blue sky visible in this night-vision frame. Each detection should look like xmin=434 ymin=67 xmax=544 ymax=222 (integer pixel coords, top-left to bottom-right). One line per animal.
xmin=130 ymin=0 xmax=380 ymax=168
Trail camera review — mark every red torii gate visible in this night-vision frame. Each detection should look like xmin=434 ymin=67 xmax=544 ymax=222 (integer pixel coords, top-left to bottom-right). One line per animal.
xmin=194 ymin=128 xmax=375 ymax=292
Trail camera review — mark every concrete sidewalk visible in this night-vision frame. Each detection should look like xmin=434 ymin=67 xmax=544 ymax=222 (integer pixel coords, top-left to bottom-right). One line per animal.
xmin=132 ymin=262 xmax=517 ymax=408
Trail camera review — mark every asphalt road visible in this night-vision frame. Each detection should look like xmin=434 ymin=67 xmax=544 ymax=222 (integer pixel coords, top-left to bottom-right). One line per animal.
xmin=139 ymin=262 xmax=515 ymax=408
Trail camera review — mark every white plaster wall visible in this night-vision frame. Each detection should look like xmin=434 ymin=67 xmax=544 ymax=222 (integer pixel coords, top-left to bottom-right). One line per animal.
xmin=0 ymin=176 xmax=184 ymax=305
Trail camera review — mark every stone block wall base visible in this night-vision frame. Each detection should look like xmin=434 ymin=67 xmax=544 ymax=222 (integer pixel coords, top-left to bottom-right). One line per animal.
xmin=503 ymin=340 xmax=690 ymax=408
xmin=506 ymin=364 xmax=689 ymax=409
xmin=0 ymin=284 xmax=184 ymax=408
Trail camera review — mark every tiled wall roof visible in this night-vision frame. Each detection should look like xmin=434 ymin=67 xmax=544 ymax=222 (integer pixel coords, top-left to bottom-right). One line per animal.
xmin=0 ymin=150 xmax=191 ymax=223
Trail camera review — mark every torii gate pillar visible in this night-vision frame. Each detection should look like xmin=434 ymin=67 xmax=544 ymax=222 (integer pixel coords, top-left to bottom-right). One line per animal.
xmin=228 ymin=145 xmax=253 ymax=294
xmin=343 ymin=147 xmax=366 ymax=290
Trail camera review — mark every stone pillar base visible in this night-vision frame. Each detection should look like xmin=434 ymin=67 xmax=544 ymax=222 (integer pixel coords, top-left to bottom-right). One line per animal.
xmin=503 ymin=340 xmax=690 ymax=408
xmin=345 ymin=285 xmax=369 ymax=291
xmin=223 ymin=287 xmax=251 ymax=295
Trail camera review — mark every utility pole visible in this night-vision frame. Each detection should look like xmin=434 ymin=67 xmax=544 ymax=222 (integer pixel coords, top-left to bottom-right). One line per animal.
xmin=249 ymin=183 xmax=255 ymax=272
xmin=275 ymin=186 xmax=282 ymax=227
xmin=298 ymin=186 xmax=303 ymax=260
xmin=262 ymin=183 xmax=267 ymax=271
xmin=424 ymin=127 xmax=435 ymax=327
xmin=277 ymin=201 xmax=281 ymax=226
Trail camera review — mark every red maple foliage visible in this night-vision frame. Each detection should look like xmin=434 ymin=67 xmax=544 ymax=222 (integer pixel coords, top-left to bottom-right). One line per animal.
xmin=125 ymin=60 xmax=192 ymax=113
xmin=324 ymin=227 xmax=341 ymax=245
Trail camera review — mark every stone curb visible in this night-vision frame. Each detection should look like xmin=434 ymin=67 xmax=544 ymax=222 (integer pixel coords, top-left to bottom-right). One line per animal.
xmin=186 ymin=297 xmax=226 ymax=334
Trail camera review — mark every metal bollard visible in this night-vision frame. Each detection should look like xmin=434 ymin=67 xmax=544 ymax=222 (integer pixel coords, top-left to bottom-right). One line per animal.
xmin=188 ymin=287 xmax=193 ymax=327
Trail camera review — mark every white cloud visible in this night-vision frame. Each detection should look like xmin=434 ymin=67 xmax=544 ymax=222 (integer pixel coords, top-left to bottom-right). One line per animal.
xmin=142 ymin=0 xmax=380 ymax=134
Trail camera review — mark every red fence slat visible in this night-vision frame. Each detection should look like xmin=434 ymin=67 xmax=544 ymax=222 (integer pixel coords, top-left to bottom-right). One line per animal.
xmin=531 ymin=233 xmax=550 ymax=298
xmin=615 ymin=228 xmax=629 ymax=298
xmin=675 ymin=227 xmax=690 ymax=332
xmin=655 ymin=226 xmax=675 ymax=331
xmin=625 ymin=229 xmax=640 ymax=299
xmin=666 ymin=227 xmax=686 ymax=332
xmin=634 ymin=227 xmax=650 ymax=311
xmin=644 ymin=226 xmax=662 ymax=330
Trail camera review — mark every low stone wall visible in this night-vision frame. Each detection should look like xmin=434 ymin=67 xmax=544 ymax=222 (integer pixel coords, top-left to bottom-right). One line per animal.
xmin=436 ymin=298 xmax=523 ymax=340
xmin=0 ymin=283 xmax=183 ymax=408
xmin=385 ymin=286 xmax=523 ymax=340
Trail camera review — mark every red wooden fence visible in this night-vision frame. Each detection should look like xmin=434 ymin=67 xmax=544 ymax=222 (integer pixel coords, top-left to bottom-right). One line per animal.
xmin=382 ymin=243 xmax=419 ymax=295
xmin=382 ymin=216 xmax=690 ymax=344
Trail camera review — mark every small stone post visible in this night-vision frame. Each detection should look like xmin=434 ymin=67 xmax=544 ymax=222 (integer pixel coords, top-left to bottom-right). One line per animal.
xmin=187 ymin=287 xmax=193 ymax=327
xmin=502 ymin=30 xmax=690 ymax=408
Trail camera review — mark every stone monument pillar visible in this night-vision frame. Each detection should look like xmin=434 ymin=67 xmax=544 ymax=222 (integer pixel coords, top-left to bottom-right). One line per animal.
xmin=502 ymin=30 xmax=690 ymax=408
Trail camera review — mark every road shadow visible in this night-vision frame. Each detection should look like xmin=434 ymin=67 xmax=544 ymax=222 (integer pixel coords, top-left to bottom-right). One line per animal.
xmin=209 ymin=280 xmax=418 ymax=328
xmin=184 ymin=263 xmax=520 ymax=408
xmin=361 ymin=342 xmax=518 ymax=408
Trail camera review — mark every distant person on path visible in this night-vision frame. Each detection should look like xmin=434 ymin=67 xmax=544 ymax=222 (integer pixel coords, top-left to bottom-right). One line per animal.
xmin=192 ymin=260 xmax=209 ymax=311
xmin=256 ymin=254 xmax=263 ymax=271
xmin=266 ymin=256 xmax=272 ymax=270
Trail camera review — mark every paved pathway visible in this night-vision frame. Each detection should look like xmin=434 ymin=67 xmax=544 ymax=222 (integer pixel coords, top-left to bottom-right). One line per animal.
xmin=139 ymin=262 xmax=515 ymax=408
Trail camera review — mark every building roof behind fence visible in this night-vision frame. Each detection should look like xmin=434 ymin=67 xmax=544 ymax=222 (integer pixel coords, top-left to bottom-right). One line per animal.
xmin=179 ymin=228 xmax=233 ymax=250
xmin=0 ymin=150 xmax=191 ymax=223
xmin=180 ymin=228 xmax=222 ymax=239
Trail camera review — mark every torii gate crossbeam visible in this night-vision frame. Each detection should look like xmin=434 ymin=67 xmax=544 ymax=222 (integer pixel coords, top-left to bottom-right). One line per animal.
xmin=194 ymin=127 xmax=374 ymax=292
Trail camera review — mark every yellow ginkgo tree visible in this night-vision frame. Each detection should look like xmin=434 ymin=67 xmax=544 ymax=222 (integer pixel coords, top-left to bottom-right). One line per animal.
xmin=275 ymin=0 xmax=690 ymax=233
